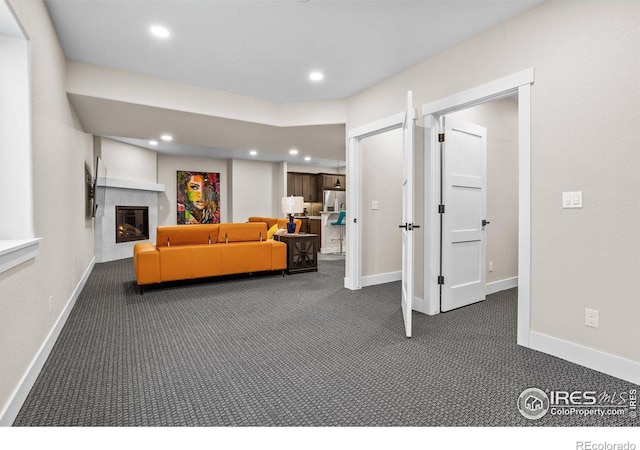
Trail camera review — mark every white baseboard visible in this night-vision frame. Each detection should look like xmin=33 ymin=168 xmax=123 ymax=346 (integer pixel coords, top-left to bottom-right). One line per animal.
xmin=529 ymin=331 xmax=640 ymax=386
xmin=321 ymin=246 xmax=342 ymax=254
xmin=486 ymin=276 xmax=518 ymax=295
xmin=361 ymin=271 xmax=402 ymax=288
xmin=412 ymin=296 xmax=426 ymax=314
xmin=0 ymin=257 xmax=95 ymax=427
xmin=412 ymin=296 xmax=441 ymax=316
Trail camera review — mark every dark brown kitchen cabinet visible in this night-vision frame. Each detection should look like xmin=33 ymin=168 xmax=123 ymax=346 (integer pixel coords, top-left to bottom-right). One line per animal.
xmin=309 ymin=218 xmax=321 ymax=250
xmin=320 ymin=174 xmax=345 ymax=191
xmin=287 ymin=172 xmax=319 ymax=202
xmin=301 ymin=174 xmax=318 ymax=202
xmin=287 ymin=173 xmax=303 ymax=197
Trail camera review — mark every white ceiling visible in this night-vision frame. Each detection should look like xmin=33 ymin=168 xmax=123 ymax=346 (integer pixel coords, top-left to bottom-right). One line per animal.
xmin=45 ymin=0 xmax=543 ymax=165
xmin=46 ymin=0 xmax=542 ymax=104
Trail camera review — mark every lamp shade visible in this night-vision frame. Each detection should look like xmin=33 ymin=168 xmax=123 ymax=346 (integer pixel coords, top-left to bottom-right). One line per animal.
xmin=281 ymin=196 xmax=304 ymax=215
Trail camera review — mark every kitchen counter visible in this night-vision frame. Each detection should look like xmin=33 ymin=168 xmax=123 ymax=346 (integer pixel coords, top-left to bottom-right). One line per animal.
xmin=318 ymin=211 xmax=346 ymax=254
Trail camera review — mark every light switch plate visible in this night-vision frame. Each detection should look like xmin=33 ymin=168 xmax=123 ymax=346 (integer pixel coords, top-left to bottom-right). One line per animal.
xmin=372 ymin=201 xmax=379 ymax=210
xmin=562 ymin=191 xmax=582 ymax=208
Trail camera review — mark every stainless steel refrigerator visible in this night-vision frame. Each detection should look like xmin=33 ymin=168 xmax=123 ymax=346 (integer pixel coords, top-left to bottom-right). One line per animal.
xmin=323 ymin=190 xmax=346 ymax=212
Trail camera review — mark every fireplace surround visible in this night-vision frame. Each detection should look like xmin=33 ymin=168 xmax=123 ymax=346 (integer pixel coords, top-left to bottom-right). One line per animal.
xmin=95 ymin=180 xmax=162 ymax=263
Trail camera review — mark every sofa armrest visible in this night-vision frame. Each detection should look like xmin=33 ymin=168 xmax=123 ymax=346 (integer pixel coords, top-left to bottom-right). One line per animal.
xmin=133 ymin=242 xmax=160 ymax=285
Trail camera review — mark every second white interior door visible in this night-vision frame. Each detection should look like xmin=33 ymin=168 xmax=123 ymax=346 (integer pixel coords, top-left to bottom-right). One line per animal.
xmin=441 ymin=116 xmax=487 ymax=312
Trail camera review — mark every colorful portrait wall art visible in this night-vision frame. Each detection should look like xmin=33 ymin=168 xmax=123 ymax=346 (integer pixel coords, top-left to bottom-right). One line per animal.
xmin=177 ymin=171 xmax=221 ymax=224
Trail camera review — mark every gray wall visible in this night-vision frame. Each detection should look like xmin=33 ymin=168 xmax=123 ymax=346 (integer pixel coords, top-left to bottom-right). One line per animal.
xmin=100 ymin=138 xmax=157 ymax=184
xmin=0 ymin=0 xmax=94 ymax=420
xmin=230 ymin=159 xmax=278 ymax=222
xmin=347 ymin=1 xmax=640 ymax=362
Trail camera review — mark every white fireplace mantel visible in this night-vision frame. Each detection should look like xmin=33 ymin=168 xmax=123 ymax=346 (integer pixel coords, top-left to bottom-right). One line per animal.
xmin=97 ymin=177 xmax=165 ymax=192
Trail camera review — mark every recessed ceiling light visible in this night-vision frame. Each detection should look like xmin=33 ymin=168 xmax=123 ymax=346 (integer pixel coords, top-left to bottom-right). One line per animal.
xmin=309 ymin=71 xmax=324 ymax=81
xmin=150 ymin=25 xmax=170 ymax=39
xmin=289 ymin=149 xmax=299 ymax=155
xmin=249 ymin=150 xmax=258 ymax=156
xmin=304 ymin=156 xmax=311 ymax=161
xmin=160 ymin=134 xmax=173 ymax=142
xmin=149 ymin=140 xmax=158 ymax=146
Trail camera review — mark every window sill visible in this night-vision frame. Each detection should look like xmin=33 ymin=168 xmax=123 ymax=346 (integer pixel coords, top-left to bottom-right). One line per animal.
xmin=0 ymin=238 xmax=42 ymax=275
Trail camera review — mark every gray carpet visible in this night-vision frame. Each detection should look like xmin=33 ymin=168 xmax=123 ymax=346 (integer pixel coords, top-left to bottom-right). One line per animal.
xmin=13 ymin=259 xmax=638 ymax=426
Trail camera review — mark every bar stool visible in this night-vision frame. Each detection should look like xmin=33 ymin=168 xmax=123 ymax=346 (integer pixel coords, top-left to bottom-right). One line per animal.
xmin=330 ymin=210 xmax=346 ymax=255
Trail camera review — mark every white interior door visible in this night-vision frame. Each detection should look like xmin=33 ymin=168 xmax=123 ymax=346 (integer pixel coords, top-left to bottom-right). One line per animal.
xmin=401 ymin=93 xmax=416 ymax=337
xmin=440 ymin=116 xmax=487 ymax=312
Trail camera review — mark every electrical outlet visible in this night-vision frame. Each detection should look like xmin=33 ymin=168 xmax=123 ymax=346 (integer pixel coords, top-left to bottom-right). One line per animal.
xmin=371 ymin=201 xmax=379 ymax=210
xmin=49 ymin=295 xmax=53 ymax=313
xmin=489 ymin=261 xmax=493 ymax=272
xmin=585 ymin=308 xmax=599 ymax=328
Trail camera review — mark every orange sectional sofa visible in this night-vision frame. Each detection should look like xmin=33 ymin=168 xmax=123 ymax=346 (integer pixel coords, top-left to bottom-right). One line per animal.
xmin=133 ymin=222 xmax=287 ymax=289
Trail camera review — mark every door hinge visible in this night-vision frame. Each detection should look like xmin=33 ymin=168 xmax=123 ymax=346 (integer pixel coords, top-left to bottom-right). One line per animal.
xmin=438 ymin=204 xmax=445 ymax=214
xmin=438 ymin=276 xmax=445 ymax=285
xmin=438 ymin=133 xmax=445 ymax=142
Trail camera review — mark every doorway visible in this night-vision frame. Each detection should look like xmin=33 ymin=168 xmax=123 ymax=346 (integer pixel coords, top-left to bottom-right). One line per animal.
xmin=440 ymin=96 xmax=519 ymax=312
xmin=422 ymin=68 xmax=533 ymax=346
xmin=345 ymin=93 xmax=417 ymax=337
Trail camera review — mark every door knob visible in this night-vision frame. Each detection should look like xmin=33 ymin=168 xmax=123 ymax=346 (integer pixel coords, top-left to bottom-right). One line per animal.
xmin=482 ymin=220 xmax=490 ymax=227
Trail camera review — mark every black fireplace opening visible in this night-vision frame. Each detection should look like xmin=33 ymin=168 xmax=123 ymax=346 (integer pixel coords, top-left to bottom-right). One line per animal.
xmin=116 ymin=206 xmax=149 ymax=243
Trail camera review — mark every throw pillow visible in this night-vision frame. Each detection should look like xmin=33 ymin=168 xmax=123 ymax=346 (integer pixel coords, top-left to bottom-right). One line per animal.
xmin=267 ymin=224 xmax=279 ymax=240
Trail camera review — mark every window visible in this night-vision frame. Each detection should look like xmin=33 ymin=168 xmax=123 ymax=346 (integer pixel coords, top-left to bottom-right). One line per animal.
xmin=0 ymin=0 xmax=40 ymax=275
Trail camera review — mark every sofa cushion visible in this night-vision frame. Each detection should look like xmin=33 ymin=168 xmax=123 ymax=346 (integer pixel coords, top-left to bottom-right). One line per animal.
xmin=248 ymin=216 xmax=277 ymax=229
xmin=158 ymin=246 xmax=193 ymax=281
xmin=191 ymin=244 xmax=221 ymax=279
xmin=218 ymin=241 xmax=273 ymax=275
xmin=218 ymin=222 xmax=268 ymax=243
xmin=156 ymin=224 xmax=219 ymax=247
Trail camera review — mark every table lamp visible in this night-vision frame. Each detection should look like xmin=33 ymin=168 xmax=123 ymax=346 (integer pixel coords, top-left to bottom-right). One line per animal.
xmin=281 ymin=196 xmax=304 ymax=233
